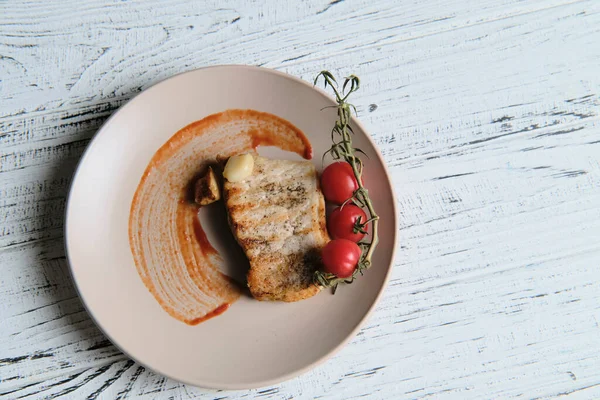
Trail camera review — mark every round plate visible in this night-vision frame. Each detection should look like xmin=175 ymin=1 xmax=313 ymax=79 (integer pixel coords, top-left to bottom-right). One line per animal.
xmin=65 ymin=65 xmax=397 ymax=389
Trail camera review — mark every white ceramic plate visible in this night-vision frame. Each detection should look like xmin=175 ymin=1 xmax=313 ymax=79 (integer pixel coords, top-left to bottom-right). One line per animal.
xmin=65 ymin=65 xmax=397 ymax=389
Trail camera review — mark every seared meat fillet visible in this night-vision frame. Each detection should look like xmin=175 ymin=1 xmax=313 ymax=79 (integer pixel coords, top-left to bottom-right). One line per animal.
xmin=223 ymin=156 xmax=329 ymax=301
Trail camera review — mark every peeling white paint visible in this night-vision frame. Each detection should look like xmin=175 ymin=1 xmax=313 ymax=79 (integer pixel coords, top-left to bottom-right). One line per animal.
xmin=1 ymin=0 xmax=600 ymax=398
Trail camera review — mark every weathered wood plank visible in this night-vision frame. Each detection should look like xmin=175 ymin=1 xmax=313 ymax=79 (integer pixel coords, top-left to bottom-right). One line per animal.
xmin=2 ymin=0 xmax=598 ymax=249
xmin=0 ymin=239 xmax=127 ymax=393
xmin=0 ymin=0 xmax=591 ymax=120
xmin=2 ymin=0 xmax=600 ymax=398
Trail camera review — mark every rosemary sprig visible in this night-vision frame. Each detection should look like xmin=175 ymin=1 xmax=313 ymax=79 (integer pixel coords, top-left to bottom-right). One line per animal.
xmin=313 ymin=71 xmax=380 ymax=293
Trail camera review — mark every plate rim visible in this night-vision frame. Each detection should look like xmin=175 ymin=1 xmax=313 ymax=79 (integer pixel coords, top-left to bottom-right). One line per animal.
xmin=64 ymin=64 xmax=398 ymax=390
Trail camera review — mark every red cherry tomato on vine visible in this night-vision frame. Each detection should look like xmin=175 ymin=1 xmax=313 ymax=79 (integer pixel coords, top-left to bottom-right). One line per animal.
xmin=321 ymin=162 xmax=359 ymax=205
xmin=328 ymin=204 xmax=368 ymax=242
xmin=321 ymin=239 xmax=362 ymax=278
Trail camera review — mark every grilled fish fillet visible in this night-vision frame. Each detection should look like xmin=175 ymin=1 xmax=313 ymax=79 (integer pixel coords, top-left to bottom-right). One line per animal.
xmin=223 ymin=156 xmax=329 ymax=301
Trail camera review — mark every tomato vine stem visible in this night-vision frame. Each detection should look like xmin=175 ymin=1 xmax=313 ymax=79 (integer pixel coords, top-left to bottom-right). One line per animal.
xmin=313 ymin=71 xmax=380 ymax=291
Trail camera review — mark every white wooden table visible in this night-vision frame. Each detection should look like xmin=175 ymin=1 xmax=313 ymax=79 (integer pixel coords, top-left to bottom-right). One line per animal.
xmin=2 ymin=1 xmax=600 ymax=398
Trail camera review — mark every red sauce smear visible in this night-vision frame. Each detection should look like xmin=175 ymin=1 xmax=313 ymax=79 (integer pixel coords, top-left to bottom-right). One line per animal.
xmin=187 ymin=303 xmax=231 ymax=326
xmin=129 ymin=109 xmax=312 ymax=325
xmin=192 ymin=216 xmax=218 ymax=256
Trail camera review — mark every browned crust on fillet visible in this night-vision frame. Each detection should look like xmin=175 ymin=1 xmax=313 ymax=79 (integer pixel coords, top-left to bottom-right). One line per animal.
xmin=223 ymin=156 xmax=329 ymax=301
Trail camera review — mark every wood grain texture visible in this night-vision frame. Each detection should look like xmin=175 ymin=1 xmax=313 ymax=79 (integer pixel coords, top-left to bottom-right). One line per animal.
xmin=2 ymin=0 xmax=600 ymax=398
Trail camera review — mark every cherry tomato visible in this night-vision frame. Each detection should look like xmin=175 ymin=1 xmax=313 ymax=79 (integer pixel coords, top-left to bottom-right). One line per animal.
xmin=321 ymin=239 xmax=362 ymax=278
xmin=321 ymin=162 xmax=359 ymax=204
xmin=328 ymin=205 xmax=368 ymax=242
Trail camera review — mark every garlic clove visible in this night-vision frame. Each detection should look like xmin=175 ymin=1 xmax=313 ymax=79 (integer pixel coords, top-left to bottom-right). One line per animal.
xmin=223 ymin=153 xmax=254 ymax=182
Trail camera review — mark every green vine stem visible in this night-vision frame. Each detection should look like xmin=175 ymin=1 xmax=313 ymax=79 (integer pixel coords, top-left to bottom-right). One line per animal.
xmin=313 ymin=71 xmax=380 ymax=293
